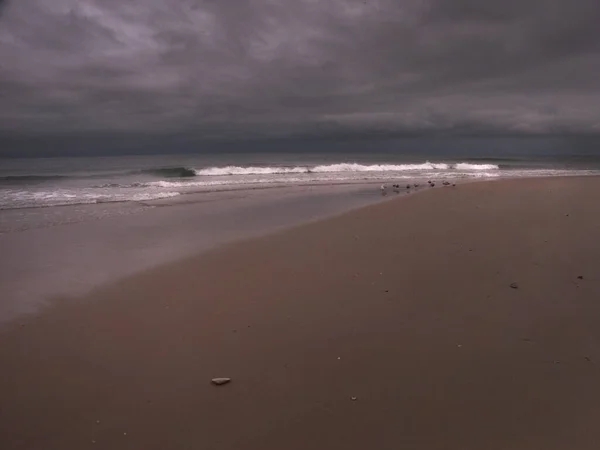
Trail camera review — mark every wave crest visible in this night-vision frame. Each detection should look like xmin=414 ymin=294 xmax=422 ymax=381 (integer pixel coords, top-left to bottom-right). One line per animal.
xmin=196 ymin=166 xmax=308 ymax=176
xmin=194 ymin=161 xmax=499 ymax=176
xmin=454 ymin=163 xmax=500 ymax=170
xmin=311 ymin=162 xmax=451 ymax=172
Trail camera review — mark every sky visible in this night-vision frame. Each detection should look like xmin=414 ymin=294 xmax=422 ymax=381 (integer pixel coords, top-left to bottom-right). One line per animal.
xmin=1 ymin=0 xmax=600 ymax=150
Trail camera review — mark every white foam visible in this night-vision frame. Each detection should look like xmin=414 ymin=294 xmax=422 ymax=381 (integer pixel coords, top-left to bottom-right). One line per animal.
xmin=454 ymin=163 xmax=500 ymax=170
xmin=470 ymin=171 xmax=501 ymax=178
xmin=0 ymin=189 xmax=180 ymax=209
xmin=192 ymin=162 xmax=503 ymax=176
xmin=128 ymin=192 xmax=180 ymax=202
xmin=196 ymin=166 xmax=309 ymax=176
xmin=311 ymin=162 xmax=450 ymax=172
xmin=195 ymin=161 xmax=455 ymax=176
xmin=146 ymin=180 xmax=233 ymax=188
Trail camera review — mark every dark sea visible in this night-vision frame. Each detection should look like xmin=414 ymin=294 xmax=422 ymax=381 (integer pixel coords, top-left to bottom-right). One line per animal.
xmin=2 ymin=149 xmax=600 ymax=210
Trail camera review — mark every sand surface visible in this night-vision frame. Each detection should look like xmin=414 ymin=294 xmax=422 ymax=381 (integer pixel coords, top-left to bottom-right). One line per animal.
xmin=0 ymin=183 xmax=383 ymax=323
xmin=1 ymin=177 xmax=600 ymax=449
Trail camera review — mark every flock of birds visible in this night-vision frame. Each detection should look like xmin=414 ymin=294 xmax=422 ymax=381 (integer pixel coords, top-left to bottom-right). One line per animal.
xmin=381 ymin=180 xmax=455 ymax=195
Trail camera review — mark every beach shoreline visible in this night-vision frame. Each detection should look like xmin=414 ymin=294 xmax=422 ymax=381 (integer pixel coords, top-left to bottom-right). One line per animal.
xmin=2 ymin=176 xmax=600 ymax=449
xmin=0 ymin=182 xmax=399 ymax=324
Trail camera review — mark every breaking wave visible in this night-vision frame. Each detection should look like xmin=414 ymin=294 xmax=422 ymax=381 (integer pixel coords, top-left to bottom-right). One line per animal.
xmin=196 ymin=166 xmax=308 ymax=176
xmin=195 ymin=162 xmax=498 ymax=176
xmin=1 ymin=162 xmax=500 ymax=186
xmin=454 ymin=163 xmax=500 ymax=171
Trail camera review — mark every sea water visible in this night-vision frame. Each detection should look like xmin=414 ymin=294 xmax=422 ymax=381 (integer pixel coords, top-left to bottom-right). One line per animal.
xmin=2 ymin=151 xmax=599 ymax=211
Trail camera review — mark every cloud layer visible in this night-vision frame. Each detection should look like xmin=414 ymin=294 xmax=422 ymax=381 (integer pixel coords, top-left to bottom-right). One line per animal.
xmin=1 ymin=0 xmax=599 ymax=136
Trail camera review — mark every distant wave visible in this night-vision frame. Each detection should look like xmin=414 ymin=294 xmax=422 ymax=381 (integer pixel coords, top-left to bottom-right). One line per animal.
xmin=454 ymin=163 xmax=500 ymax=170
xmin=196 ymin=166 xmax=309 ymax=176
xmin=195 ymin=162 xmax=499 ymax=176
xmin=1 ymin=162 xmax=501 ymax=186
xmin=91 ymin=161 xmax=500 ymax=186
xmin=311 ymin=162 xmax=451 ymax=172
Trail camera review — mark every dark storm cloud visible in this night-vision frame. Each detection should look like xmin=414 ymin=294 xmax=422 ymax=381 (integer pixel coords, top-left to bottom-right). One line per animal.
xmin=0 ymin=0 xmax=599 ymax=139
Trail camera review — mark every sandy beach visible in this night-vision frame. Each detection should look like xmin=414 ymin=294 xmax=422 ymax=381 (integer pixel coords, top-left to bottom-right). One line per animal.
xmin=0 ymin=184 xmax=384 ymax=323
xmin=1 ymin=176 xmax=600 ymax=450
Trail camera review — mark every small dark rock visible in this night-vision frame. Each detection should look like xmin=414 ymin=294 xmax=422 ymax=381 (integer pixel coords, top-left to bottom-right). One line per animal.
xmin=584 ymin=356 xmax=592 ymax=362
xmin=406 ymin=184 xmax=410 ymax=189
xmin=510 ymin=282 xmax=519 ymax=289
xmin=577 ymin=275 xmax=583 ymax=280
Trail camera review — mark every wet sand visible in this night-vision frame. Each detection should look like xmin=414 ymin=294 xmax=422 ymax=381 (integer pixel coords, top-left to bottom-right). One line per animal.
xmin=0 ymin=183 xmax=384 ymax=323
xmin=1 ymin=177 xmax=600 ymax=449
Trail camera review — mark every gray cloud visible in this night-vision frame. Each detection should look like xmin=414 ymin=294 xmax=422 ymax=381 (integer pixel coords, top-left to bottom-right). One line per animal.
xmin=1 ymin=0 xmax=599 ymax=138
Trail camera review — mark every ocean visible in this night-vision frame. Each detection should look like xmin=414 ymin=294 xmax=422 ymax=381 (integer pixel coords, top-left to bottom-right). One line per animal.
xmin=2 ymin=151 xmax=600 ymax=210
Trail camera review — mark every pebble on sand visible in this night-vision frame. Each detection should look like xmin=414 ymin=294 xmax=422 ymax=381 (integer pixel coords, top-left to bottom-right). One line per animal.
xmin=577 ymin=275 xmax=584 ymax=280
xmin=351 ymin=396 xmax=358 ymax=401
xmin=211 ymin=378 xmax=232 ymax=386
xmin=510 ymin=282 xmax=519 ymax=289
